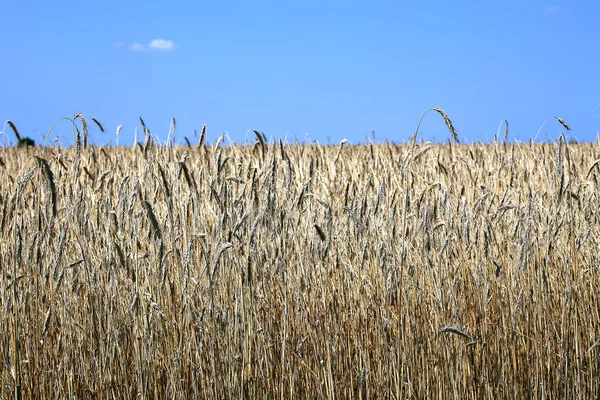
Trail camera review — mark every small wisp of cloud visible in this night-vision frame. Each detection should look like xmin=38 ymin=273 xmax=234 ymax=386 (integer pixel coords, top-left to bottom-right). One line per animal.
xmin=129 ymin=43 xmax=147 ymax=52
xmin=123 ymin=39 xmax=177 ymax=52
xmin=149 ymin=39 xmax=175 ymax=50
xmin=544 ymin=5 xmax=561 ymax=14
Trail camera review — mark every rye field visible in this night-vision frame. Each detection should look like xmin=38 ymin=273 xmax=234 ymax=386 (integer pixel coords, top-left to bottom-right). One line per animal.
xmin=1 ymin=115 xmax=599 ymax=398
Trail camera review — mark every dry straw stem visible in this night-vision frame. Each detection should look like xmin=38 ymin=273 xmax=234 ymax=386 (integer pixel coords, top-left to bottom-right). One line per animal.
xmin=556 ymin=117 xmax=571 ymax=131
xmin=198 ymin=123 xmax=207 ymax=148
xmin=139 ymin=116 xmax=147 ymax=135
xmin=431 ymin=108 xmax=460 ymax=143
xmin=556 ymin=133 xmax=564 ymax=177
xmin=34 ymin=156 xmax=58 ymax=217
xmin=534 ymin=115 xmax=571 ymax=143
xmin=157 ymin=163 xmax=171 ymax=198
xmin=167 ymin=117 xmax=177 ymax=147
xmin=209 ymin=242 xmax=233 ymax=282
xmin=313 ymin=223 xmax=326 ymax=241
xmin=91 ymin=117 xmax=104 ymax=133
xmin=586 ymin=340 xmax=599 ymax=357
xmin=253 ymin=130 xmax=266 ymax=160
xmin=142 ymin=200 xmax=162 ymax=239
xmin=74 ymin=113 xmax=89 ymax=149
xmin=7 ymin=120 xmax=21 ymax=141
xmin=213 ymin=133 xmax=225 ymax=149
xmin=412 ymin=108 xmax=459 ymax=154
xmin=75 ymin=130 xmax=81 ymax=157
xmin=43 ymin=116 xmax=80 ymax=147
xmin=439 ymin=326 xmax=472 ymax=341
xmin=496 ymin=119 xmax=509 ymax=141
xmin=586 ymin=159 xmax=600 ymax=179
xmin=334 ymin=138 xmax=348 ymax=163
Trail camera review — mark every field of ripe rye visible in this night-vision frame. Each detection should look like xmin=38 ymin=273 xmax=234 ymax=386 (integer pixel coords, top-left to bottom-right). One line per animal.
xmin=1 ymin=116 xmax=599 ymax=398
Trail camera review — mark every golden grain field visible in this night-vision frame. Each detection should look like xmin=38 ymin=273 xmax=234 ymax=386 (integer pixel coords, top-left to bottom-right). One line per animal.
xmin=1 ymin=119 xmax=599 ymax=398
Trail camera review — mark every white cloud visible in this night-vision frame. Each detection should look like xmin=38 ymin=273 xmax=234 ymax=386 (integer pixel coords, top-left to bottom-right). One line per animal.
xmin=124 ymin=39 xmax=177 ymax=52
xmin=544 ymin=5 xmax=561 ymax=14
xmin=148 ymin=39 xmax=176 ymax=50
xmin=129 ymin=43 xmax=146 ymax=52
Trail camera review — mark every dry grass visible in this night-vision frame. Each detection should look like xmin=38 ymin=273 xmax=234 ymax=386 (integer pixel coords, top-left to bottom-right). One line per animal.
xmin=0 ymin=134 xmax=599 ymax=398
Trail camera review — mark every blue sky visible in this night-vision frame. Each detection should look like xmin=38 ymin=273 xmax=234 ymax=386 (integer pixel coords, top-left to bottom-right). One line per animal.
xmin=1 ymin=1 xmax=599 ymax=146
